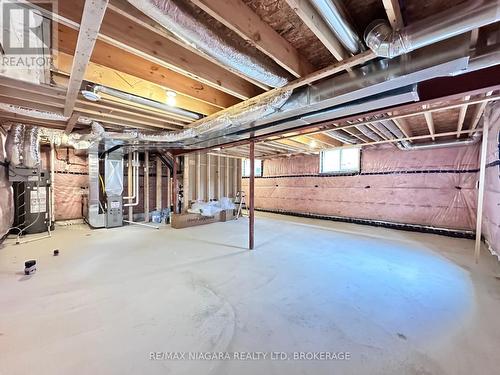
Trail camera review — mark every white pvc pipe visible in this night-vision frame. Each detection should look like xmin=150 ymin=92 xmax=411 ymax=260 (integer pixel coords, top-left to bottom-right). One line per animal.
xmin=50 ymin=142 xmax=55 ymax=223
xmin=123 ymin=219 xmax=159 ymax=230
xmin=123 ymin=152 xmax=138 ymax=200
xmin=124 ymin=152 xmax=140 ymax=207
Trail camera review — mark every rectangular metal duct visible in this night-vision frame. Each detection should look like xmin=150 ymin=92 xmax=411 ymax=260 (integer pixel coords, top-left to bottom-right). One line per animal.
xmin=182 ymin=36 xmax=469 ymax=149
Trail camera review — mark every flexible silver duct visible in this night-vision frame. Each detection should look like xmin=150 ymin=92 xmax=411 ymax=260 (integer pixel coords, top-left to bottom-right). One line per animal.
xmin=356 ymin=124 xmax=383 ymax=141
xmin=372 ymin=121 xmax=398 ymax=141
xmin=126 ymin=0 xmax=289 ymax=88
xmin=5 ymin=124 xmax=40 ymax=168
xmin=325 ymin=129 xmax=358 ymax=144
xmin=132 ymin=90 xmax=292 ymax=143
xmin=23 ymin=126 xmax=40 ymax=168
xmin=5 ymin=123 xmax=24 ymax=166
xmin=88 ymin=85 xmax=202 ymax=121
xmin=379 ymin=118 xmax=482 ymax=150
xmin=309 ymin=0 xmax=364 ymax=54
xmin=364 ymin=0 xmax=500 ymax=58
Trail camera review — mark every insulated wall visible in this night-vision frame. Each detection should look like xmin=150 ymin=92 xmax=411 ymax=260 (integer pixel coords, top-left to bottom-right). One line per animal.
xmin=0 ymin=131 xmax=14 ymax=240
xmin=483 ymin=101 xmax=500 ymax=258
xmin=40 ymin=147 xmax=88 ymax=221
xmin=242 ymin=144 xmax=480 ymax=231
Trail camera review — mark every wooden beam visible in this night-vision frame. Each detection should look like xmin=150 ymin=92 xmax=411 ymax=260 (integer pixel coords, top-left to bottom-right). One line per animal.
xmin=423 ymin=108 xmax=435 ymax=141
xmin=308 ymin=133 xmax=342 ymax=147
xmin=104 ymin=0 xmax=270 ymax=92
xmin=54 ymin=52 xmax=220 ymax=115
xmin=391 ymin=117 xmax=412 ymax=138
xmin=52 ymin=0 xmax=264 ymax=99
xmin=0 ymin=74 xmax=66 ymax=100
xmin=190 ymin=0 xmax=314 ymax=78
xmin=474 ymin=118 xmax=489 ymax=263
xmin=285 ymin=0 xmax=349 ymax=61
xmin=56 ymin=24 xmax=240 ymax=109
xmin=186 ymin=50 xmax=375 ymax=130
xmin=64 ymin=0 xmax=109 ymax=117
xmin=456 ymin=95 xmax=470 ymax=138
xmin=249 ymin=141 xmax=255 ymax=250
xmin=382 ymin=0 xmax=404 ymax=30
xmin=470 ymin=91 xmax=493 ymax=130
xmin=65 ymin=112 xmax=79 ymax=134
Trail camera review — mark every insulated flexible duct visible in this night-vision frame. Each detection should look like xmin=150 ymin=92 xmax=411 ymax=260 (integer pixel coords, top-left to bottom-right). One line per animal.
xmin=309 ymin=0 xmax=364 ymax=54
xmin=356 ymin=124 xmax=383 ymax=141
xmin=379 ymin=118 xmax=482 ymax=150
xmin=127 ymin=0 xmax=289 ymax=88
xmin=23 ymin=126 xmax=40 ymax=169
xmin=5 ymin=124 xmax=25 ymax=166
xmin=5 ymin=124 xmax=40 ymax=168
xmin=325 ymin=129 xmax=359 ymax=144
xmin=364 ymin=0 xmax=500 ymax=58
xmin=89 ymin=86 xmax=201 ymax=121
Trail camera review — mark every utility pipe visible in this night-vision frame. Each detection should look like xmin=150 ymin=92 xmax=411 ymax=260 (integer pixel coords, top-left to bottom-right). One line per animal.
xmin=364 ymin=0 xmax=500 ymax=58
xmin=123 ymin=219 xmax=159 ymax=230
xmin=124 ymin=152 xmax=140 ymax=207
xmin=309 ymin=0 xmax=364 ymax=54
xmin=91 ymin=85 xmax=202 ymax=121
xmin=50 ymin=141 xmax=55 ymax=224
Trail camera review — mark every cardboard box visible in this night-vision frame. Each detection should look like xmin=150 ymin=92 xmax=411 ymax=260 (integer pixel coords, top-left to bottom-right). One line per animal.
xmin=171 ymin=209 xmax=235 ymax=229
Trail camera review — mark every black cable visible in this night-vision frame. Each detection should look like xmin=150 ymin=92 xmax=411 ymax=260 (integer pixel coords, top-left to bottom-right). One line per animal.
xmin=54 ymin=147 xmax=87 ymax=167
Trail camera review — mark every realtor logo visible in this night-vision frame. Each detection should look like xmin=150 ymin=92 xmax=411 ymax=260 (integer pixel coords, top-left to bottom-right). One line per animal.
xmin=0 ymin=0 xmax=57 ymax=69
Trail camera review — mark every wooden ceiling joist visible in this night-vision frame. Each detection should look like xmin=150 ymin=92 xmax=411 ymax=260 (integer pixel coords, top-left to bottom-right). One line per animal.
xmin=56 ymin=25 xmax=240 ymax=109
xmin=284 ymin=0 xmax=349 ymax=61
xmin=65 ymin=112 xmax=80 ymax=134
xmin=54 ymin=52 xmax=221 ymax=116
xmin=470 ymin=91 xmax=493 ymax=130
xmin=423 ymin=110 xmax=436 ymax=141
xmin=64 ymin=0 xmax=109 ymax=117
xmin=51 ymin=0 xmax=264 ymax=99
xmin=456 ymin=95 xmax=470 ymax=138
xmin=189 ymin=0 xmax=315 ymax=78
xmin=382 ymin=0 xmax=404 ymax=30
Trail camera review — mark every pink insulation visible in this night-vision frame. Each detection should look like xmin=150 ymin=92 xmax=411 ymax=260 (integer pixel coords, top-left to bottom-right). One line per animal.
xmin=482 ymin=101 xmax=500 ymax=258
xmin=40 ymin=147 xmax=88 ymax=221
xmin=0 ymin=132 xmax=14 ymax=240
xmin=242 ymin=143 xmax=480 ymax=231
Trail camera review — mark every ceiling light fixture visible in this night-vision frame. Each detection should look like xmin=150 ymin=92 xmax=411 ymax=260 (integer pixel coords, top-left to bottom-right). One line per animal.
xmin=166 ymin=90 xmax=177 ymax=106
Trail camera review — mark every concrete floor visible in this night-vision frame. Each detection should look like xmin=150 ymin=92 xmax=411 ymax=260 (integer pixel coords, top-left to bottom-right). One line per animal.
xmin=0 ymin=213 xmax=499 ymax=375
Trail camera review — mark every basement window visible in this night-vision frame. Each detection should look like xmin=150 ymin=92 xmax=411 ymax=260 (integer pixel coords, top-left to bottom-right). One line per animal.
xmin=242 ymin=159 xmax=263 ymax=177
xmin=320 ymin=147 xmax=360 ymax=174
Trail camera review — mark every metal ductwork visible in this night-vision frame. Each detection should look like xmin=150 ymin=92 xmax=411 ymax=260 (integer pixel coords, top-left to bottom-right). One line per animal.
xmin=325 ymin=129 xmax=359 ymax=144
xmin=356 ymin=124 xmax=383 ymax=141
xmin=372 ymin=121 xmax=398 ymax=141
xmin=364 ymin=0 xmax=500 ymax=58
xmin=126 ymin=0 xmax=290 ymax=88
xmin=451 ymin=46 xmax=500 ymax=76
xmin=84 ymin=85 xmax=202 ymax=121
xmin=378 ymin=118 xmax=482 ymax=150
xmin=178 ymin=36 xmax=469 ymax=148
xmin=309 ymin=0 xmax=364 ymax=54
